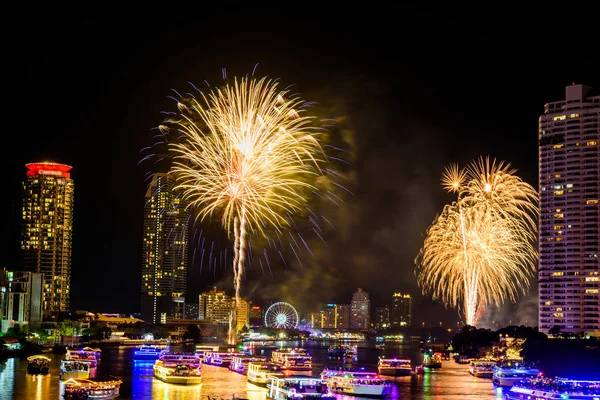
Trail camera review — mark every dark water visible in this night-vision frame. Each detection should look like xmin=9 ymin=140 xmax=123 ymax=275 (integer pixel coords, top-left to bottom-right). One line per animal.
xmin=0 ymin=340 xmax=506 ymax=399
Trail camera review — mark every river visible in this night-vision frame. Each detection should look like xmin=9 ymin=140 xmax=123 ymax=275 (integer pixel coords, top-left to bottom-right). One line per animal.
xmin=0 ymin=340 xmax=506 ymax=399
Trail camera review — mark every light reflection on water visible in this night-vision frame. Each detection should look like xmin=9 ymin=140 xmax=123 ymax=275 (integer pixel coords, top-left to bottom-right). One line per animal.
xmin=0 ymin=340 xmax=506 ymax=399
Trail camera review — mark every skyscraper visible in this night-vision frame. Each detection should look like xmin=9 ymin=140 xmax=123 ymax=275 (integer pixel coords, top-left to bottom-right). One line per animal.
xmin=391 ymin=293 xmax=412 ymax=327
xmin=350 ymin=288 xmax=370 ymax=330
xmin=538 ymin=84 xmax=599 ymax=335
xmin=141 ymin=172 xmax=189 ymax=324
xmin=21 ymin=162 xmax=74 ymax=319
xmin=375 ymin=306 xmax=390 ymax=329
xmin=198 ymin=287 xmax=234 ymax=325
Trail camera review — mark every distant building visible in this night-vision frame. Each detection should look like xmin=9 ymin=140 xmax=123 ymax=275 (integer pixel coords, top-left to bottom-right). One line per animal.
xmin=538 ymin=84 xmax=600 ymax=336
xmin=336 ymin=304 xmax=351 ymax=330
xmin=391 ymin=293 xmax=412 ymax=327
xmin=184 ymin=303 xmax=199 ymax=320
xmin=249 ymin=305 xmax=263 ymax=327
xmin=350 ymin=288 xmax=370 ymax=330
xmin=140 ymin=172 xmax=190 ymax=324
xmin=236 ymin=299 xmax=249 ymax=331
xmin=198 ymin=287 xmax=234 ymax=326
xmin=21 ymin=162 xmax=74 ymax=320
xmin=375 ymin=306 xmax=390 ymax=329
xmin=0 ymin=270 xmax=43 ymax=333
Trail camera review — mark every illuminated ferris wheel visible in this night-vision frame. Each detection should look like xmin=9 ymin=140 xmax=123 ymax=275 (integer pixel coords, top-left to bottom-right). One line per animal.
xmin=264 ymin=302 xmax=299 ymax=329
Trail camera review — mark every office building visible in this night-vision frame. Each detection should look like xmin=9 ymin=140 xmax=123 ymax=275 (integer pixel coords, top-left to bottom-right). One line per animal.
xmin=1 ymin=270 xmax=43 ymax=332
xmin=350 ymin=288 xmax=370 ymax=330
xmin=375 ymin=306 xmax=390 ymax=329
xmin=538 ymin=84 xmax=599 ymax=335
xmin=21 ymin=162 xmax=74 ymax=319
xmin=391 ymin=293 xmax=412 ymax=327
xmin=198 ymin=287 xmax=234 ymax=326
xmin=184 ymin=302 xmax=199 ymax=320
xmin=236 ymin=299 xmax=249 ymax=331
xmin=141 ymin=172 xmax=190 ymax=324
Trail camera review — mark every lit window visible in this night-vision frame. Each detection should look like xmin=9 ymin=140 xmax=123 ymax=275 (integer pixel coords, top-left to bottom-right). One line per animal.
xmin=554 ymin=174 xmax=561 ymax=178
xmin=568 ymin=113 xmax=580 ymax=118
xmin=585 ymin=289 xmax=599 ymax=294
xmin=554 ymin=190 xmax=564 ymax=195
xmin=553 ymin=144 xmax=564 ymax=149
xmin=552 ymin=272 xmax=564 ymax=276
xmin=585 ymin=277 xmax=599 ymax=282
xmin=587 ymin=141 xmax=597 ymax=146
xmin=544 ymin=301 xmax=552 ymax=306
xmin=566 ymin=184 xmax=573 ymax=188
xmin=553 ymin=115 xmax=566 ymax=121
xmin=553 ymin=313 xmax=564 ymax=317
xmin=554 ymin=213 xmax=564 ymax=218
xmin=586 ymin=199 xmax=599 ymax=205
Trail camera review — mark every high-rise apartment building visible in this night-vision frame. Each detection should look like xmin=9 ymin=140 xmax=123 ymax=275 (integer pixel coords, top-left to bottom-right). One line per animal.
xmin=198 ymin=287 xmax=234 ymax=326
xmin=391 ymin=293 xmax=412 ymax=327
xmin=538 ymin=84 xmax=599 ymax=335
xmin=350 ymin=288 xmax=370 ymax=330
xmin=141 ymin=172 xmax=189 ymax=324
xmin=375 ymin=306 xmax=390 ymax=329
xmin=21 ymin=162 xmax=74 ymax=319
xmin=249 ymin=305 xmax=263 ymax=327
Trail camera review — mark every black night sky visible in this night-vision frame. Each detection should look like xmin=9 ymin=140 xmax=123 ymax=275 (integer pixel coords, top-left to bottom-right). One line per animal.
xmin=3 ymin=8 xmax=599 ymax=326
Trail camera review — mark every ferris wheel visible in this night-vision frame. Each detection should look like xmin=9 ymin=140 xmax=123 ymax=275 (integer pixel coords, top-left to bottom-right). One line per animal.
xmin=264 ymin=302 xmax=299 ymax=329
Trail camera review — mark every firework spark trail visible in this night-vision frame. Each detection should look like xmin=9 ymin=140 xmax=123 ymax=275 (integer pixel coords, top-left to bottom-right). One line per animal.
xmin=415 ymin=156 xmax=538 ymax=326
xmin=167 ymin=76 xmax=324 ymax=343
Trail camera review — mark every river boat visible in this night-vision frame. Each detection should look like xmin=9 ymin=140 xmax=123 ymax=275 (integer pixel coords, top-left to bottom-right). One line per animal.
xmin=133 ymin=344 xmax=168 ymax=359
xmin=492 ymin=360 xmax=540 ymax=387
xmin=247 ymin=361 xmax=284 ymax=387
xmin=271 ymin=348 xmax=312 ymax=376
xmin=422 ymin=351 xmax=443 ymax=368
xmin=321 ymin=368 xmax=392 ymax=397
xmin=60 ymin=360 xmax=91 ymax=380
xmin=229 ymin=354 xmax=267 ymax=374
xmin=62 ymin=376 xmax=122 ymax=399
xmin=204 ymin=351 xmax=245 ymax=367
xmin=469 ymin=359 xmax=496 ymax=378
xmin=505 ymin=377 xmax=600 ymax=399
xmin=66 ymin=349 xmax=98 ymax=368
xmin=153 ymin=352 xmax=202 ymax=385
xmin=194 ymin=345 xmax=219 ymax=361
xmin=82 ymin=347 xmax=102 ymax=359
xmin=267 ymin=375 xmax=335 ymax=399
xmin=27 ymin=355 xmax=51 ymax=375
xmin=377 ymin=357 xmax=412 ymax=376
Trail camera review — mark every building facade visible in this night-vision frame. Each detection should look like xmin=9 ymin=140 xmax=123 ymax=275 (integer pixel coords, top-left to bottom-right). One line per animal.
xmin=236 ymin=299 xmax=249 ymax=331
xmin=21 ymin=162 xmax=74 ymax=319
xmin=391 ymin=293 xmax=412 ymax=327
xmin=0 ymin=270 xmax=43 ymax=332
xmin=350 ymin=288 xmax=370 ymax=330
xmin=375 ymin=306 xmax=390 ymax=329
xmin=184 ymin=303 xmax=199 ymax=320
xmin=538 ymin=84 xmax=599 ymax=335
xmin=249 ymin=305 xmax=263 ymax=327
xmin=198 ymin=287 xmax=234 ymax=326
xmin=141 ymin=172 xmax=190 ymax=324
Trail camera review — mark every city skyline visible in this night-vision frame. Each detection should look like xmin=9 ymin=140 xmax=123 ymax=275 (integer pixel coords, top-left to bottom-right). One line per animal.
xmin=3 ymin=9 xmax=599 ymax=327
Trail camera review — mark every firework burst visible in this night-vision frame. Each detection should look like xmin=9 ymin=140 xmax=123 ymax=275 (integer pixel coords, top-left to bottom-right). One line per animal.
xmin=162 ymin=76 xmax=325 ymax=342
xmin=415 ymin=156 xmax=538 ymax=326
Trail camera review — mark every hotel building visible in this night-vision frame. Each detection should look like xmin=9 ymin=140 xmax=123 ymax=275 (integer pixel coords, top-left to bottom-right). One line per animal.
xmin=141 ymin=172 xmax=189 ymax=324
xmin=198 ymin=287 xmax=234 ymax=326
xmin=391 ymin=292 xmax=412 ymax=327
xmin=21 ymin=162 xmax=74 ymax=319
xmin=538 ymin=84 xmax=599 ymax=335
xmin=350 ymin=288 xmax=370 ymax=330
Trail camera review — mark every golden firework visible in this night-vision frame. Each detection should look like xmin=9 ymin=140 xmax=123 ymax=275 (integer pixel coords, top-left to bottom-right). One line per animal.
xmin=415 ymin=156 xmax=538 ymax=326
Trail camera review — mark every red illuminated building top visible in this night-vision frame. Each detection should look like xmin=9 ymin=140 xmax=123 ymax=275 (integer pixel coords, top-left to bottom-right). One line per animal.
xmin=26 ymin=162 xmax=72 ymax=179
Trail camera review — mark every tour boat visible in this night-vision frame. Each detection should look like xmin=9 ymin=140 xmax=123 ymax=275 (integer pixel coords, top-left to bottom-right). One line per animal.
xmin=153 ymin=352 xmax=202 ymax=385
xmin=82 ymin=347 xmax=102 ymax=358
xmin=247 ymin=361 xmax=284 ymax=387
xmin=321 ymin=368 xmax=392 ymax=397
xmin=62 ymin=376 xmax=122 ymax=399
xmin=422 ymin=351 xmax=443 ymax=368
xmin=134 ymin=344 xmax=168 ymax=359
xmin=229 ymin=354 xmax=267 ymax=374
xmin=491 ymin=360 xmax=540 ymax=387
xmin=327 ymin=344 xmax=347 ymax=357
xmin=271 ymin=348 xmax=312 ymax=376
xmin=267 ymin=375 xmax=335 ymax=399
xmin=377 ymin=357 xmax=412 ymax=376
xmin=60 ymin=360 xmax=91 ymax=380
xmin=194 ymin=345 xmax=219 ymax=361
xmin=345 ymin=345 xmax=358 ymax=357
xmin=469 ymin=359 xmax=496 ymax=378
xmin=505 ymin=377 xmax=600 ymax=399
xmin=204 ymin=351 xmax=245 ymax=367
xmin=66 ymin=349 xmax=98 ymax=368
xmin=27 ymin=355 xmax=51 ymax=375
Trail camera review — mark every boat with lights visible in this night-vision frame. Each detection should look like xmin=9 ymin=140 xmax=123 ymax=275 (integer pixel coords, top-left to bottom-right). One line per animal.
xmin=267 ymin=375 xmax=335 ymax=399
xmin=229 ymin=354 xmax=267 ymax=374
xmin=153 ymin=352 xmax=202 ymax=385
xmin=491 ymin=360 xmax=540 ymax=387
xmin=271 ymin=348 xmax=312 ymax=376
xmin=133 ymin=344 xmax=168 ymax=359
xmin=321 ymin=368 xmax=392 ymax=397
xmin=469 ymin=359 xmax=496 ymax=378
xmin=62 ymin=376 xmax=122 ymax=399
xmin=66 ymin=349 xmax=98 ymax=368
xmin=194 ymin=345 xmax=219 ymax=361
xmin=27 ymin=355 xmax=51 ymax=375
xmin=377 ymin=357 xmax=412 ymax=376
xmin=422 ymin=350 xmax=443 ymax=368
xmin=505 ymin=377 xmax=600 ymax=399
xmin=60 ymin=360 xmax=91 ymax=380
xmin=204 ymin=351 xmax=245 ymax=368
xmin=247 ymin=361 xmax=284 ymax=387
